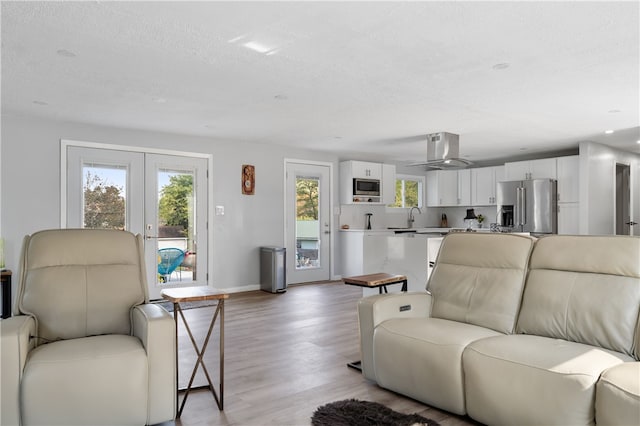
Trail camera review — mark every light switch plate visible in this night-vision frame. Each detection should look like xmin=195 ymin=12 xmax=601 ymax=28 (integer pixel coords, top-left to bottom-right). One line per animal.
xmin=215 ymin=205 xmax=225 ymax=216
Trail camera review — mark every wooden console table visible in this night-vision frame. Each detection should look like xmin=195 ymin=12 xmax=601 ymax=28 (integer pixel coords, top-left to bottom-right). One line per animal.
xmin=343 ymin=272 xmax=407 ymax=294
xmin=161 ymin=287 xmax=229 ymax=417
xmin=343 ymin=273 xmax=407 ymax=371
xmin=1 ymin=270 xmax=12 ymax=319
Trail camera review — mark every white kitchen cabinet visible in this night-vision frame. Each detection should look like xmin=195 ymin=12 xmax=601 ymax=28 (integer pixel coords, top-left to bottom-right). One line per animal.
xmin=471 ymin=166 xmax=504 ymax=206
xmin=340 ymin=231 xmax=365 ymax=277
xmin=458 ymin=169 xmax=471 ymax=206
xmin=557 ymin=155 xmax=579 ymax=203
xmin=427 ymin=169 xmax=471 ymax=207
xmin=350 ymin=161 xmax=381 ymax=179
xmin=340 ymin=230 xmax=393 ymax=277
xmin=504 ymin=158 xmax=557 ymax=180
xmin=340 ymin=160 xmax=393 ymax=204
xmin=382 ymin=163 xmax=396 ymax=205
xmin=558 ymin=202 xmax=579 ymax=235
xmin=427 ymin=170 xmax=456 ymax=206
xmin=362 ymin=234 xmax=432 ymax=296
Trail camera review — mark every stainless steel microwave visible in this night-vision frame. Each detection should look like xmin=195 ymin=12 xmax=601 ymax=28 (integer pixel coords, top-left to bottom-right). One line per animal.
xmin=353 ymin=178 xmax=381 ymax=196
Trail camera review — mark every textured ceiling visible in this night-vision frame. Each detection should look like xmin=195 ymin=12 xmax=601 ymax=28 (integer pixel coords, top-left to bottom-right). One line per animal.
xmin=2 ymin=1 xmax=639 ymax=164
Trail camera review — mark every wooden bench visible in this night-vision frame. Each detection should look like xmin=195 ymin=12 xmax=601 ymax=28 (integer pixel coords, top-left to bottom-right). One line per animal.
xmin=343 ymin=272 xmax=407 ymax=294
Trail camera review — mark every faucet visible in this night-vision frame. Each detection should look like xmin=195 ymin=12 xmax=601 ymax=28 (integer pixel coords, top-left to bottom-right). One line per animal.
xmin=407 ymin=207 xmax=422 ymax=228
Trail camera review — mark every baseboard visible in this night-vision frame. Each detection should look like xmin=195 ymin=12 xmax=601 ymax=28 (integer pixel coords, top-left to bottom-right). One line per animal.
xmin=215 ymin=284 xmax=261 ymax=294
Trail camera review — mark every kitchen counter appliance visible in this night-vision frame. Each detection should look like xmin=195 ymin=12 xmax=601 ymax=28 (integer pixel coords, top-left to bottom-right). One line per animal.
xmin=497 ymin=179 xmax=557 ymax=234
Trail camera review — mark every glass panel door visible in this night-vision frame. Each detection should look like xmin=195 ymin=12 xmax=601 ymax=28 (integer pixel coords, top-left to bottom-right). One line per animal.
xmin=145 ymin=154 xmax=208 ymax=299
xmin=285 ymin=161 xmax=331 ymax=284
xmin=295 ymin=176 xmax=321 ymax=270
xmin=66 ymin=145 xmax=208 ymax=300
xmin=67 ymin=146 xmax=144 ymax=235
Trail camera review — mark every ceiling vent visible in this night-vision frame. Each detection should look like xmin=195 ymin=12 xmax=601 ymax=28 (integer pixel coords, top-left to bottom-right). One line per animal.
xmin=411 ymin=132 xmax=473 ymax=169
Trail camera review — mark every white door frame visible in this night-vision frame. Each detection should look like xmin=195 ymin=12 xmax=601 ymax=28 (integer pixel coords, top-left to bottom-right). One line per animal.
xmin=283 ymin=158 xmax=336 ymax=283
xmin=60 ymin=139 xmax=214 ymax=291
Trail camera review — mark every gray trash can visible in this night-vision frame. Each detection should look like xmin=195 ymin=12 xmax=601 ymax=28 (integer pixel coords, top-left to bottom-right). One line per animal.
xmin=260 ymin=246 xmax=286 ymax=293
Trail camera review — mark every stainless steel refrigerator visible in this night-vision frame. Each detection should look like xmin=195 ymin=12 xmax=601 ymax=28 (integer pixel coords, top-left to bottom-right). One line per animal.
xmin=496 ymin=179 xmax=558 ymax=234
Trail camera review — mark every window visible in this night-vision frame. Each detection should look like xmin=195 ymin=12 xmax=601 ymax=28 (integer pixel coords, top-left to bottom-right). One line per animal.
xmin=389 ymin=174 xmax=424 ymax=208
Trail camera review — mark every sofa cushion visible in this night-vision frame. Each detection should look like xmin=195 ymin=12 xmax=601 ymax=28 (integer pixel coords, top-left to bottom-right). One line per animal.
xmin=429 ymin=233 xmax=535 ymax=334
xmin=373 ymin=317 xmax=502 ymax=415
xmin=596 ymin=362 xmax=640 ymax=426
xmin=463 ymin=334 xmax=632 ymax=426
xmin=21 ymin=334 xmax=148 ymax=425
xmin=18 ymin=229 xmax=146 ymax=342
xmin=516 ymin=235 xmax=640 ymax=357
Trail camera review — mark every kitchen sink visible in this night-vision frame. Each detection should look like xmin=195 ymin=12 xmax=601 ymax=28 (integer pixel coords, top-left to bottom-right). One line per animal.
xmin=387 ymin=227 xmax=417 ymax=234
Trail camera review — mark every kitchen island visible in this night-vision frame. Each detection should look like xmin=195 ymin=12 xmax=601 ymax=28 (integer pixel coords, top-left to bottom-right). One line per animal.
xmin=340 ymin=228 xmax=447 ymax=296
xmin=362 ymin=232 xmax=443 ymax=296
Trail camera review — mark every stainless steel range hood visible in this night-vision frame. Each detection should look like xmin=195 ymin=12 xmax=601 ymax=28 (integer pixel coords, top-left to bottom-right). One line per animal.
xmin=411 ymin=132 xmax=473 ymax=169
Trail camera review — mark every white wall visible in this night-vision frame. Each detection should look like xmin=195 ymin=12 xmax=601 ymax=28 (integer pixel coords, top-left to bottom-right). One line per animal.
xmin=579 ymin=141 xmax=640 ymax=235
xmin=0 ymin=113 xmax=343 ymax=293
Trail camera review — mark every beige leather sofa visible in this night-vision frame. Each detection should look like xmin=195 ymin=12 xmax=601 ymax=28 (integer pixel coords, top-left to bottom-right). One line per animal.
xmin=358 ymin=233 xmax=640 ymax=425
xmin=1 ymin=229 xmax=176 ymax=426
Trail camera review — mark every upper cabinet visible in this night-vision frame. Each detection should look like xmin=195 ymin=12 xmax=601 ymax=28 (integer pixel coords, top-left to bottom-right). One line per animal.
xmin=458 ymin=169 xmax=471 ymax=206
xmin=556 ymin=156 xmax=579 ymax=203
xmin=381 ymin=163 xmax=396 ymax=205
xmin=471 ymin=165 xmax=504 ymax=206
xmin=504 ymin=158 xmax=557 ymax=180
xmin=340 ymin=160 xmax=395 ymax=204
xmin=350 ymin=161 xmax=382 ymax=179
xmin=426 ymin=169 xmax=470 ymax=207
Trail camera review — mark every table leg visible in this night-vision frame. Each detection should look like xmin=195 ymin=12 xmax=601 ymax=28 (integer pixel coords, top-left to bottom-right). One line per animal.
xmin=173 ymin=303 xmax=179 ymax=418
xmin=219 ymin=299 xmax=224 ymax=409
xmin=1 ymin=275 xmax=11 ymax=319
xmin=176 ymin=302 xmax=224 ymax=417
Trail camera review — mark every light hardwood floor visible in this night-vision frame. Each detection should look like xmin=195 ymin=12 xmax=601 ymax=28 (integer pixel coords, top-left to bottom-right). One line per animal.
xmin=168 ymin=281 xmax=479 ymax=426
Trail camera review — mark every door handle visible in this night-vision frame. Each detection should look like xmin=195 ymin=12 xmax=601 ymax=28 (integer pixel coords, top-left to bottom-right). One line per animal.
xmin=626 ymin=221 xmax=638 ymax=226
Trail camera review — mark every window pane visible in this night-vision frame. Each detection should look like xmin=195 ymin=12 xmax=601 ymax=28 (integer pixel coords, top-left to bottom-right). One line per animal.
xmin=404 ymin=180 xmax=419 ymax=207
xmin=157 ymin=170 xmax=195 ymax=283
xmin=390 ymin=177 xmax=422 ymax=208
xmin=83 ymin=165 xmax=126 ymax=230
xmin=296 ymin=176 xmax=320 ymax=269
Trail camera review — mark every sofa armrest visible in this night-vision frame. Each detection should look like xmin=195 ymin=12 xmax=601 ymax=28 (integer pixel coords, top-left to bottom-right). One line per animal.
xmin=357 ymin=292 xmax=432 ymax=380
xmin=1 ymin=315 xmax=36 ymax=426
xmin=132 ymin=304 xmax=176 ymax=424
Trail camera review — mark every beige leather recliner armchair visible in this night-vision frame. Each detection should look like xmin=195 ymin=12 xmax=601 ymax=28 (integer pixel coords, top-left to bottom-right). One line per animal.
xmin=1 ymin=229 xmax=176 ymax=426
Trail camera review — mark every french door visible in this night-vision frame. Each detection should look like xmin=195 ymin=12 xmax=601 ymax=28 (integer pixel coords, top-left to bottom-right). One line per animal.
xmin=285 ymin=161 xmax=332 ymax=284
xmin=65 ymin=144 xmax=209 ymax=299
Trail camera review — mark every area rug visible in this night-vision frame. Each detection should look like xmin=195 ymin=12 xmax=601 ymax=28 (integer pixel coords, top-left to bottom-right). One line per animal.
xmin=311 ymin=399 xmax=439 ymax=426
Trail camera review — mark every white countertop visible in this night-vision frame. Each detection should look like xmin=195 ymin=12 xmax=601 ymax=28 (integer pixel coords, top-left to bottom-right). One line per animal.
xmin=339 ymin=227 xmax=451 ymax=233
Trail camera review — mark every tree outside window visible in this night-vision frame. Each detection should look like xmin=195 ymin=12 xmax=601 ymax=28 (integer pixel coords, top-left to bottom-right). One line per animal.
xmin=390 ymin=175 xmax=424 ymax=208
xmin=158 ymin=174 xmax=193 ymax=235
xmin=83 ymin=170 xmax=125 ymax=230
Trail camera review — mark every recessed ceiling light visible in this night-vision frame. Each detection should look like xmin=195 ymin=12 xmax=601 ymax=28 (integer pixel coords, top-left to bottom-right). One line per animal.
xmin=227 ymin=35 xmax=247 ymax=43
xmin=608 ymin=109 xmax=621 ymax=113
xmin=636 ymin=140 xmax=640 ymax=144
xmin=57 ymin=49 xmax=76 ymax=58
xmin=32 ymin=100 xmax=48 ymax=106
xmin=605 ymin=130 xmax=614 ymax=134
xmin=243 ymin=41 xmax=277 ymax=55
xmin=492 ymin=62 xmax=510 ymax=70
